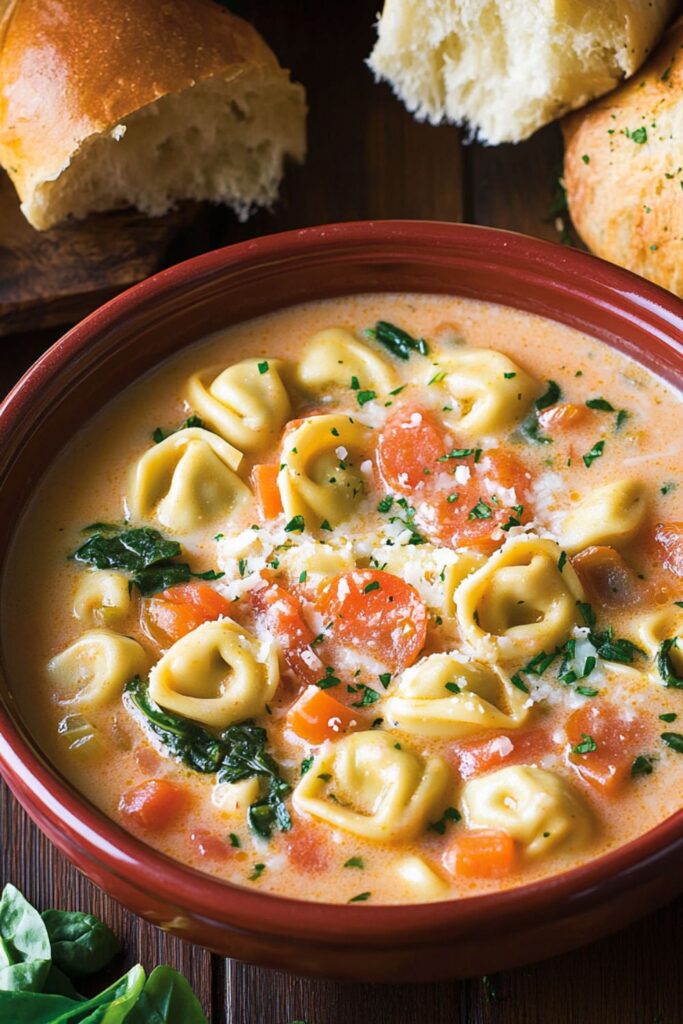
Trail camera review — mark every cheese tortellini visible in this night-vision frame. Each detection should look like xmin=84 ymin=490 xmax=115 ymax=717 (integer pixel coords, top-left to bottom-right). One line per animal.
xmin=129 ymin=427 xmax=249 ymax=534
xmin=73 ymin=570 xmax=131 ymax=626
xmin=293 ymin=731 xmax=451 ymax=842
xmin=456 ymin=535 xmax=585 ymax=661
xmin=639 ymin=607 xmax=683 ymax=676
xmin=187 ymin=358 xmax=291 ymax=452
xmin=48 ymin=629 xmax=147 ymax=709
xmin=385 ymin=652 xmax=530 ymax=737
xmin=296 ymin=328 xmax=398 ymax=394
xmin=278 ymin=414 xmax=371 ymax=529
xmin=560 ymin=479 xmax=648 ymax=554
xmin=148 ymin=618 xmax=279 ymax=729
xmin=462 ymin=766 xmax=591 ymax=858
xmin=425 ymin=347 xmax=538 ymax=437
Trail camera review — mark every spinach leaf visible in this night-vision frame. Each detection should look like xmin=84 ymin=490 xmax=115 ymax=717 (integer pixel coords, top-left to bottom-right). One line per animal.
xmin=124 ymin=677 xmax=226 ymax=774
xmin=126 ymin=965 xmax=208 ymax=1023
xmin=41 ymin=910 xmax=120 ymax=977
xmin=657 ymin=638 xmax=683 ymax=688
xmin=0 ymin=990 xmax=77 ymax=1022
xmin=218 ymin=723 xmax=292 ymax=838
xmin=42 ymin=965 xmax=85 ymax=1000
xmin=0 ymin=884 xmax=51 ymax=993
xmin=125 ymin=679 xmax=292 ymax=837
xmin=73 ymin=526 xmax=222 ymax=597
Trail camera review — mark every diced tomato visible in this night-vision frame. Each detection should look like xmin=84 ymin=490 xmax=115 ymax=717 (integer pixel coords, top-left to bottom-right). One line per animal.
xmin=565 ymin=702 xmax=644 ymax=794
xmin=287 ymin=685 xmax=360 ymax=744
xmin=190 ymin=830 xmax=234 ymax=860
xmin=119 ymin=779 xmax=189 ymax=830
xmin=286 ymin=818 xmax=330 ymax=874
xmin=444 ymin=831 xmax=517 ymax=879
xmin=251 ymin=464 xmax=284 ymax=519
xmin=142 ymin=581 xmax=231 ymax=647
xmin=538 ymin=402 xmax=588 ymax=432
xmin=654 ymin=522 xmax=683 ymax=577
xmin=572 ymin=546 xmax=644 ymax=609
xmin=452 ymin=728 xmax=553 ymax=780
xmin=376 ymin=405 xmax=446 ymax=492
xmin=248 ymin=581 xmax=323 ymax=688
xmin=316 ymin=569 xmax=427 ymax=672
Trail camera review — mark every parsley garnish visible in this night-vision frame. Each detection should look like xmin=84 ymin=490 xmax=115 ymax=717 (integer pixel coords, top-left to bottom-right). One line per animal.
xmin=660 ymin=713 xmax=677 ymax=723
xmin=257 ymin=360 xmax=269 ymax=374
xmin=429 ymin=806 xmax=461 ymax=835
xmin=344 ymin=857 xmax=364 ymax=869
xmin=583 ymin=440 xmax=605 ymax=467
xmin=317 ymin=667 xmax=341 ymax=690
xmin=657 ymin=638 xmax=683 ymax=688
xmin=629 ymin=126 xmax=648 ymax=144
xmin=586 ymin=398 xmax=615 ymax=412
xmin=364 ymin=580 xmax=380 ymax=594
xmin=301 ymin=757 xmax=314 ymax=775
xmin=378 ymin=672 xmax=392 ymax=688
xmin=615 ymin=409 xmax=630 ymax=430
xmin=445 ymin=681 xmax=461 ymax=694
xmin=229 ymin=833 xmax=241 ymax=848
xmin=437 ymin=447 xmax=479 ymax=462
xmin=152 ymin=413 xmax=204 ymax=444
xmin=535 ymin=380 xmax=561 ymax=411
xmin=357 ymin=389 xmax=376 ymax=406
xmin=631 ymin=754 xmax=655 ymax=778
xmin=320 ymin=519 xmax=333 ymax=531
xmin=249 ymin=863 xmax=266 ymax=881
xmin=572 ymin=733 xmax=597 ymax=755
xmin=285 ymin=515 xmax=305 ymax=533
xmin=377 ymin=495 xmax=394 ymax=514
xmin=348 ymin=891 xmax=371 ymax=903
xmin=661 ymin=732 xmax=683 ymax=753
xmin=351 ymin=686 xmax=381 ymax=708
xmin=468 ymin=499 xmax=492 ymax=520
xmin=368 ymin=321 xmax=428 ymax=360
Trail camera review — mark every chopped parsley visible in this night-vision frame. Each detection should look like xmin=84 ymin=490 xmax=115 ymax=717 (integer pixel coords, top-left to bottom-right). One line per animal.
xmin=299 ymin=570 xmax=308 ymax=584
xmin=320 ymin=519 xmax=333 ymax=531
xmin=377 ymin=495 xmax=394 ymax=514
xmin=378 ymin=672 xmax=392 ymax=689
xmin=535 ymin=380 xmax=561 ymax=411
xmin=661 ymin=732 xmax=683 ymax=754
xmin=558 ymin=550 xmax=567 ymax=571
xmin=317 ymin=667 xmax=341 ymax=690
xmin=615 ymin=409 xmax=630 ymax=430
xmin=229 ymin=833 xmax=241 ymax=848
xmin=437 ymin=447 xmax=480 ymax=462
xmin=428 ymin=369 xmax=447 ymax=384
xmin=660 ymin=712 xmax=678 ymax=723
xmin=657 ymin=638 xmax=683 ymax=688
xmin=344 ymin=857 xmax=364 ymax=869
xmin=351 ymin=686 xmax=381 ymax=708
xmin=249 ymin=863 xmax=266 ymax=881
xmin=238 ymin=558 xmax=248 ymax=578
xmin=429 ymin=806 xmax=461 ymax=835
xmin=350 ymin=375 xmax=360 ymax=391
xmin=300 ymin=757 xmax=314 ymax=775
xmin=661 ymin=482 xmax=677 ymax=495
xmin=357 ymin=389 xmax=377 ymax=406
xmin=629 ymin=126 xmax=648 ymax=144
xmin=368 ymin=320 xmax=429 ymax=360
xmin=152 ymin=413 xmax=204 ymax=444
xmin=284 ymin=515 xmax=305 ymax=533
xmin=510 ymin=673 xmax=530 ymax=694
xmin=445 ymin=681 xmax=461 ymax=694
xmin=257 ymin=360 xmax=269 ymax=374
xmin=586 ymin=397 xmax=615 ymax=412
xmin=582 ymin=440 xmax=605 ymax=467
xmin=468 ymin=498 xmax=492 ymax=520
xmin=364 ymin=580 xmax=381 ymax=594
xmin=631 ymin=754 xmax=655 ymax=778
xmin=348 ymin=891 xmax=371 ymax=903
xmin=504 ymin=371 xmax=517 ymax=379
xmin=572 ymin=733 xmax=597 ymax=755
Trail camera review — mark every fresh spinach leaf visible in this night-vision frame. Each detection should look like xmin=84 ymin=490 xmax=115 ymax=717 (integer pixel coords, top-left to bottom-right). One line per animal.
xmin=126 ymin=965 xmax=208 ymax=1023
xmin=367 ymin=321 xmax=429 ymax=360
xmin=0 ymin=990 xmax=77 ymax=1022
xmin=0 ymin=884 xmax=51 ymax=993
xmin=41 ymin=911 xmax=120 ymax=978
xmin=657 ymin=638 xmax=683 ymax=688
xmin=124 ymin=677 xmax=226 ymax=774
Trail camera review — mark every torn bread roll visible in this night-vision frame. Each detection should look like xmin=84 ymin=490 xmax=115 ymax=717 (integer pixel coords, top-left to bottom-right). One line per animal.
xmin=368 ymin=0 xmax=676 ymax=145
xmin=0 ymin=0 xmax=306 ymax=229
xmin=563 ymin=16 xmax=683 ymax=297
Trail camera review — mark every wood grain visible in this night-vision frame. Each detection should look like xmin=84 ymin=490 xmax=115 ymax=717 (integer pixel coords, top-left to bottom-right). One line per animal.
xmin=0 ymin=2 xmax=679 ymax=1023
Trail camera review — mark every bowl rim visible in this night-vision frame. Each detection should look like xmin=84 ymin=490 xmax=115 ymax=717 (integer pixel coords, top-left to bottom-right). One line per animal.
xmin=1 ymin=218 xmax=682 ymax=947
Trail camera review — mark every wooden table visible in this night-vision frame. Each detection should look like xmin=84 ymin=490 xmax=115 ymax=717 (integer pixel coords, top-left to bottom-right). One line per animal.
xmin=2 ymin=2 xmax=682 ymax=1021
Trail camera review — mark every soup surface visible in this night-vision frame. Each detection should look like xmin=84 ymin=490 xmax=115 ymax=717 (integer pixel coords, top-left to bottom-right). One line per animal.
xmin=3 ymin=294 xmax=682 ymax=905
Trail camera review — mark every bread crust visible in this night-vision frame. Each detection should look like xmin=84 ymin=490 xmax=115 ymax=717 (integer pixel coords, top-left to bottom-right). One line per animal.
xmin=563 ymin=16 xmax=683 ymax=297
xmin=0 ymin=0 xmax=278 ymax=200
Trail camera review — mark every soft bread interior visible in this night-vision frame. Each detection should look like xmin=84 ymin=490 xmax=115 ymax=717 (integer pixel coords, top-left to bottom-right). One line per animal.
xmin=23 ymin=69 xmax=306 ymax=230
xmin=368 ymin=0 xmax=651 ymax=144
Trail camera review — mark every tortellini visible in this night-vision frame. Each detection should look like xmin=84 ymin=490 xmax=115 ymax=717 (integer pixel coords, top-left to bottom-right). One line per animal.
xmin=560 ymin=479 xmax=648 ymax=554
xmin=395 ymin=855 xmax=448 ymax=898
xmin=462 ymin=766 xmax=591 ymax=858
xmin=211 ymin=777 xmax=261 ymax=817
xmin=296 ymin=328 xmax=398 ymax=395
xmin=384 ymin=652 xmax=529 ymax=738
xmin=129 ymin=427 xmax=249 ymax=534
xmin=278 ymin=414 xmax=371 ymax=529
xmin=73 ymin=570 xmax=131 ymax=626
xmin=425 ymin=347 xmax=538 ymax=437
xmin=293 ymin=731 xmax=451 ymax=842
xmin=148 ymin=618 xmax=279 ymax=729
xmin=48 ymin=629 xmax=147 ymax=709
xmin=639 ymin=608 xmax=683 ymax=676
xmin=373 ymin=544 xmax=486 ymax=616
xmin=187 ymin=358 xmax=291 ymax=452
xmin=456 ymin=535 xmax=585 ymax=661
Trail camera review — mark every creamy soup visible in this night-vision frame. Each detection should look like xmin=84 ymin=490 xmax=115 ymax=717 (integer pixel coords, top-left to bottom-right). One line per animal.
xmin=3 ymin=294 xmax=682 ymax=905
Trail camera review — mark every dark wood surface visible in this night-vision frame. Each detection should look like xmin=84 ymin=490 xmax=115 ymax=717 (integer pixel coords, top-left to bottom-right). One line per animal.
xmin=1 ymin=2 xmax=680 ymax=1021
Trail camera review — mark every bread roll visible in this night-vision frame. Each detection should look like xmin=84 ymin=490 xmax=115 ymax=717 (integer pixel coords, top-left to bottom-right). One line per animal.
xmin=367 ymin=0 xmax=676 ymax=145
xmin=564 ymin=17 xmax=683 ymax=297
xmin=0 ymin=0 xmax=306 ymax=229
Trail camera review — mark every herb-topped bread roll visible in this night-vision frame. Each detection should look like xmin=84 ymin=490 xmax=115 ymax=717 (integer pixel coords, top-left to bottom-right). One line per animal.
xmin=368 ymin=0 xmax=676 ymax=144
xmin=0 ymin=0 xmax=306 ymax=229
xmin=563 ymin=16 xmax=683 ymax=298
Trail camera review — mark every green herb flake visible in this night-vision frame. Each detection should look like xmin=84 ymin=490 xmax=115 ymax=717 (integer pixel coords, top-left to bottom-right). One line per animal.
xmin=581 ymin=154 xmax=590 ymax=165
xmin=320 ymin=519 xmax=333 ymax=532
xmin=583 ymin=440 xmax=605 ymax=467
xmin=369 ymin=321 xmax=429 ymax=360
xmin=657 ymin=638 xmax=683 ymax=688
xmin=504 ymin=371 xmax=517 ymax=379
xmin=348 ymin=891 xmax=371 ymax=903
xmin=558 ymin=551 xmax=567 ymax=571
xmin=229 ymin=832 xmax=241 ymax=848
xmin=344 ymin=857 xmax=364 ymax=869
xmin=299 ymin=570 xmax=308 ymax=584
xmin=350 ymin=375 xmax=360 ymax=391
xmin=510 ymin=673 xmax=529 ymax=694
xmin=301 ymin=757 xmax=314 ymax=775
xmin=661 ymin=482 xmax=677 ymax=495
xmin=378 ymin=672 xmax=392 ymax=689
xmin=468 ymin=499 xmax=492 ymax=521
xmin=257 ymin=360 xmax=269 ymax=375
xmin=357 ymin=389 xmax=377 ymax=406
xmin=576 ymin=686 xmax=600 ymax=697
xmin=586 ymin=398 xmax=615 ymax=412
xmin=616 ymin=409 xmax=630 ymax=430
xmin=661 ymin=732 xmax=683 ymax=753
xmin=377 ymin=495 xmax=394 ymax=514
xmin=429 ymin=806 xmax=461 ymax=835
xmin=317 ymin=668 xmax=341 ymax=690
xmin=364 ymin=580 xmax=380 ymax=594
xmin=428 ymin=369 xmax=447 ymax=384
xmin=572 ymin=733 xmax=598 ymax=755
xmin=445 ymin=682 xmax=461 ymax=694
xmin=630 ymin=126 xmax=648 ymax=144
xmin=285 ymin=515 xmax=305 ymax=533
xmin=535 ymin=380 xmax=561 ymax=411
xmin=249 ymin=863 xmax=266 ymax=881
xmin=631 ymin=754 xmax=655 ymax=778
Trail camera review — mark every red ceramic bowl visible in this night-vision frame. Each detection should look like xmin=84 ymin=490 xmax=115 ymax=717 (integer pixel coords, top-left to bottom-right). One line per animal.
xmin=0 ymin=221 xmax=682 ymax=982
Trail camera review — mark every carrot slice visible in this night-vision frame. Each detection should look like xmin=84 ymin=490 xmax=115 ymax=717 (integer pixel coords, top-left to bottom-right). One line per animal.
xmin=248 ymin=581 xmax=323 ymax=688
xmin=119 ymin=779 xmax=189 ymax=830
xmin=142 ymin=581 xmax=231 ymax=647
xmin=444 ymin=831 xmax=517 ymax=879
xmin=538 ymin=402 xmax=588 ymax=432
xmin=566 ymin=701 xmax=644 ymax=794
xmin=287 ymin=685 xmax=359 ymax=744
xmin=252 ymin=464 xmax=284 ymax=519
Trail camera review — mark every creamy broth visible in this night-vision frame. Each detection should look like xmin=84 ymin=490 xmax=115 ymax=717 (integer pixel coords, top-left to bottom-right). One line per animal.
xmin=3 ymin=293 xmax=682 ymax=905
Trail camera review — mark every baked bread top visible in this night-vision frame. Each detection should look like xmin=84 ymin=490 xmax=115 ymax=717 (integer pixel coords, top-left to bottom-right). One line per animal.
xmin=564 ymin=16 xmax=683 ymax=297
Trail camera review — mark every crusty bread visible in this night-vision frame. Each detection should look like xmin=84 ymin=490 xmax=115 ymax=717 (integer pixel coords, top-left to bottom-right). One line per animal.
xmin=368 ymin=0 xmax=677 ymax=145
xmin=0 ymin=0 xmax=306 ymax=230
xmin=564 ymin=16 xmax=683 ymax=298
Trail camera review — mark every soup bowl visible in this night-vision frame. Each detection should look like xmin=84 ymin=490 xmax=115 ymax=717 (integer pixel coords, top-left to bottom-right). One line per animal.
xmin=0 ymin=221 xmax=681 ymax=982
